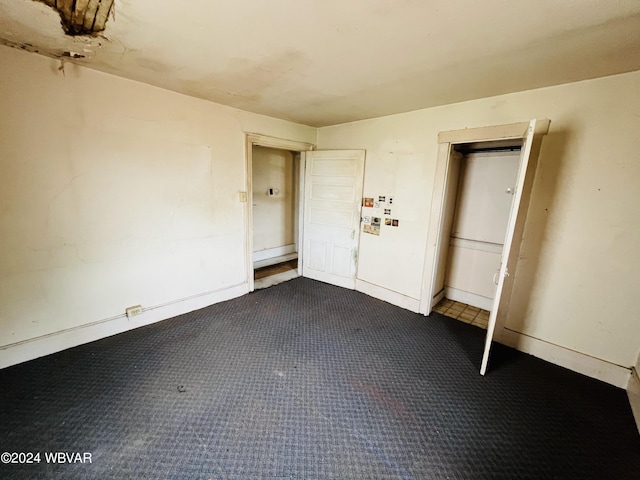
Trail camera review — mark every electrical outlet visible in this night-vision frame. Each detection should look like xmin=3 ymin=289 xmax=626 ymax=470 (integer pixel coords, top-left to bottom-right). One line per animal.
xmin=126 ymin=305 xmax=143 ymax=318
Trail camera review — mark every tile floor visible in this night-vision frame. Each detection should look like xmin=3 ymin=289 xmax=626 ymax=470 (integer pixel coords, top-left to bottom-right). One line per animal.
xmin=433 ymin=298 xmax=490 ymax=329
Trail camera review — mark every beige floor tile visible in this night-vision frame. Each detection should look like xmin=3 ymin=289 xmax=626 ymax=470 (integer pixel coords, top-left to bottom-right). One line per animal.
xmin=447 ymin=305 xmax=464 ymax=313
xmin=458 ymin=312 xmax=476 ymax=323
xmin=435 ymin=299 xmax=492 ymax=327
xmin=473 ymin=318 xmax=489 ymax=328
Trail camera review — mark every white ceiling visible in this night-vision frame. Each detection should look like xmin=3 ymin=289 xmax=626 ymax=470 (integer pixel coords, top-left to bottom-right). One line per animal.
xmin=1 ymin=0 xmax=640 ymax=127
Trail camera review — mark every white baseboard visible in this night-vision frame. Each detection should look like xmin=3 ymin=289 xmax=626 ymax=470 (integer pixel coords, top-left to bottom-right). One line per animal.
xmin=627 ymin=368 xmax=640 ymax=433
xmin=253 ymin=244 xmax=296 ymax=263
xmin=253 ymin=252 xmax=298 ymax=270
xmin=499 ymin=327 xmax=631 ymax=388
xmin=0 ymin=282 xmax=248 ymax=370
xmin=355 ymin=279 xmax=421 ymax=313
xmin=444 ymin=287 xmax=493 ymax=311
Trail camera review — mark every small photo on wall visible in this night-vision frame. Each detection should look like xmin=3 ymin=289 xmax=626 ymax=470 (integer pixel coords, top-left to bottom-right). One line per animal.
xmin=363 ymin=197 xmax=374 ymax=208
xmin=385 ymin=218 xmax=392 ymax=226
xmin=364 ymin=218 xmax=381 ymax=236
xmin=392 ymin=219 xmax=399 ymax=227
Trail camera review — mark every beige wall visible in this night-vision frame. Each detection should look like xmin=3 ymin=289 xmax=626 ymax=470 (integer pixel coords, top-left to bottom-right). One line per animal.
xmin=252 ymin=147 xmax=295 ymax=254
xmin=318 ymin=71 xmax=640 ymax=368
xmin=0 ymin=45 xmax=315 ymax=363
xmin=2 ymin=41 xmax=639 ymax=375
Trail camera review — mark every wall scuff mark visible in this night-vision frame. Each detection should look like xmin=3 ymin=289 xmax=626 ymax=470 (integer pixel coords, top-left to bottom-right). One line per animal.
xmin=36 ymin=0 xmax=115 ymax=36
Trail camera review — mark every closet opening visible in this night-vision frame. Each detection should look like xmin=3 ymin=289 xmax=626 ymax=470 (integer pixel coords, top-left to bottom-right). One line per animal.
xmin=433 ymin=139 xmax=523 ymax=328
xmin=421 ymin=119 xmax=550 ymax=374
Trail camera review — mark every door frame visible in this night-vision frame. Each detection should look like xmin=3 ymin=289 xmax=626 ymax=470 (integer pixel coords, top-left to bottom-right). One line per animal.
xmin=419 ymin=120 xmax=550 ymax=363
xmin=244 ymin=133 xmax=315 ymax=292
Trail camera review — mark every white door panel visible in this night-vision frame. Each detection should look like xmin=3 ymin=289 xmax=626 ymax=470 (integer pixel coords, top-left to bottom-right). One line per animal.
xmin=481 ymin=119 xmax=539 ymax=375
xmin=452 ymin=151 xmax=520 ymax=244
xmin=302 ymin=150 xmax=365 ymax=289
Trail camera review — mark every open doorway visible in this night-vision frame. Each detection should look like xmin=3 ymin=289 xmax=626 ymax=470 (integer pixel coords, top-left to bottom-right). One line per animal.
xmin=244 ymin=134 xmax=315 ymax=292
xmin=251 ymin=146 xmax=301 ymax=289
xmin=245 ymin=135 xmax=366 ymax=292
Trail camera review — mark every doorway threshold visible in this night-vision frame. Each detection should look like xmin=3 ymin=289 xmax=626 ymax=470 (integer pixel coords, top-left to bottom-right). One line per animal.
xmin=254 ymin=269 xmax=300 ymax=290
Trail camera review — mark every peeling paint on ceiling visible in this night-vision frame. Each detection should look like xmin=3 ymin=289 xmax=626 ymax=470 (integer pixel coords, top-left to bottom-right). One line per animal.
xmin=36 ymin=0 xmax=114 ymax=36
xmin=1 ymin=0 xmax=639 ymax=127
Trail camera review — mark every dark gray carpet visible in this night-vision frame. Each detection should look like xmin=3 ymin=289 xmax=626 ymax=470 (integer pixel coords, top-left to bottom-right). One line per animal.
xmin=1 ymin=277 xmax=638 ymax=479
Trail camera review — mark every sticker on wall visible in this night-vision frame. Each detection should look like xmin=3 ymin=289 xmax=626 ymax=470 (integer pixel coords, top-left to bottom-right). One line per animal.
xmin=363 ymin=197 xmax=374 ymax=208
xmin=378 ymin=196 xmax=386 ymax=202
xmin=384 ymin=208 xmax=391 ymax=215
xmin=374 ymin=201 xmax=380 ymax=208
xmin=392 ymin=219 xmax=399 ymax=227
xmin=385 ymin=218 xmax=392 ymax=226
xmin=388 ymin=196 xmax=394 ymax=205
xmin=364 ymin=217 xmax=381 ymax=236
xmin=362 ymin=216 xmax=371 ymax=224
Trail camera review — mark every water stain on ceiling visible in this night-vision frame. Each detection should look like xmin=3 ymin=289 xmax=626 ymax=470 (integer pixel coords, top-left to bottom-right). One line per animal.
xmin=1 ymin=1 xmax=639 ymax=127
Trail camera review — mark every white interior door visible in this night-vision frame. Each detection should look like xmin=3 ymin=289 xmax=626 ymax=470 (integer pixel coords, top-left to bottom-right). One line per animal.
xmin=480 ymin=119 xmax=538 ymax=375
xmin=302 ymin=150 xmax=365 ymax=289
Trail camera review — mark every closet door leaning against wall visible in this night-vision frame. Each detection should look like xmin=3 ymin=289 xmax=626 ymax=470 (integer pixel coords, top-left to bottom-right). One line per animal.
xmin=444 ymin=148 xmax=521 ymax=311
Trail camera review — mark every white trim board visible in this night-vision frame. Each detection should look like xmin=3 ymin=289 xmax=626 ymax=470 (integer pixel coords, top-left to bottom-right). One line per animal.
xmin=254 ymin=252 xmax=298 ymax=270
xmin=253 ymin=244 xmax=296 ymax=263
xmin=449 ymin=237 xmax=503 ymax=255
xmin=444 ymin=287 xmax=493 ymax=311
xmin=355 ymin=279 xmax=421 ymax=313
xmin=499 ymin=328 xmax=631 ymax=389
xmin=438 ymin=119 xmax=551 ymax=144
xmin=0 ymin=283 xmax=248 ymax=370
xmin=627 ymin=368 xmax=640 ymax=433
xmin=246 ymin=133 xmax=315 ymax=152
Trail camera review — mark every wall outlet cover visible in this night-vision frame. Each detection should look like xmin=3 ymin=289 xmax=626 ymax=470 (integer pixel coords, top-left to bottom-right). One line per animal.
xmin=126 ymin=305 xmax=143 ymax=318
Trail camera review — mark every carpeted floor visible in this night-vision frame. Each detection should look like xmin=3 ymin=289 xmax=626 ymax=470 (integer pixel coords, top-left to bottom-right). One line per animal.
xmin=1 ymin=278 xmax=638 ymax=479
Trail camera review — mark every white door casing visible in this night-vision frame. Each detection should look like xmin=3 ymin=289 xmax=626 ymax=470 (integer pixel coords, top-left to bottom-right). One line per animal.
xmin=302 ymin=150 xmax=366 ymax=289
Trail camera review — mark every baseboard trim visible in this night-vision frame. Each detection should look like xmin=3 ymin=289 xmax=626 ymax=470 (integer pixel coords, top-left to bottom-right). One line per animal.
xmin=0 ymin=283 xmax=248 ymax=370
xmin=444 ymin=287 xmax=493 ymax=311
xmin=254 ymin=252 xmax=298 ymax=270
xmin=253 ymin=244 xmax=296 ymax=263
xmin=627 ymin=368 xmax=640 ymax=433
xmin=355 ymin=279 xmax=421 ymax=313
xmin=499 ymin=327 xmax=631 ymax=389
